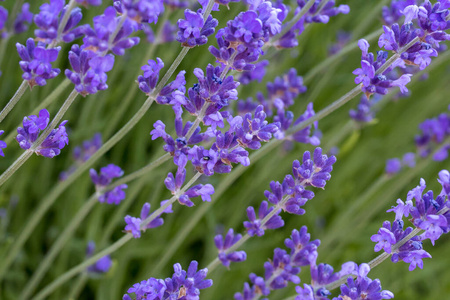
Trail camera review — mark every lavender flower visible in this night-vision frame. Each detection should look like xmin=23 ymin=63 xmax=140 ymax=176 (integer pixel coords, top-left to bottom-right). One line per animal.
xmin=34 ymin=0 xmax=86 ymax=44
xmin=382 ymin=0 xmax=416 ymax=26
xmin=137 ymin=58 xmax=164 ymax=95
xmin=16 ymin=38 xmax=61 ymax=88
xmin=124 ymin=201 xmax=172 ymax=238
xmin=238 ymin=60 xmax=269 ymax=85
xmin=65 ymin=45 xmax=115 ymax=96
xmin=214 ymin=228 xmax=247 ymax=267
xmin=0 ymin=7 xmax=7 ymax=36
xmin=177 ymin=9 xmax=218 ymax=47
xmin=123 ymin=261 xmax=212 ymax=299
xmin=83 ymin=6 xmax=140 ymax=56
xmin=86 ymin=241 xmax=112 ymax=274
xmin=0 ymin=130 xmax=6 ymax=157
xmin=415 ymin=111 xmax=450 ymax=160
xmin=333 ymin=263 xmax=394 ymax=300
xmin=244 ymin=201 xmax=284 ymax=236
xmin=35 ymin=120 xmax=69 ymax=158
xmin=16 ymin=109 xmax=69 ymax=158
xmin=90 ymin=164 xmax=127 ymax=205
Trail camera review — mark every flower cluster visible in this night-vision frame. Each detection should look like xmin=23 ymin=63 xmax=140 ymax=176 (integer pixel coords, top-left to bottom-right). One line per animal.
xmin=2 ymin=2 xmax=34 ymax=38
xmin=90 ymin=164 xmax=127 ymax=205
xmin=0 ymin=131 xmax=6 ymax=157
xmin=209 ymin=1 xmax=282 ymax=71
xmin=385 ymin=152 xmax=415 ymax=175
xmin=16 ymin=109 xmax=69 ymax=158
xmin=382 ymin=0 xmax=417 ymax=25
xmin=176 ymin=9 xmax=218 ymax=47
xmin=137 ymin=58 xmax=164 ymax=95
xmin=122 ymin=261 xmax=212 ymax=299
xmin=34 ymin=0 xmax=87 ymax=44
xmin=371 ymin=170 xmax=450 ymax=270
xmin=244 ymin=148 xmax=336 ymax=237
xmin=124 ymin=201 xmax=172 ymax=238
xmin=65 ymin=44 xmax=115 ymax=96
xmin=16 ymin=39 xmax=61 ymax=88
xmin=235 ymin=226 xmax=320 ymax=299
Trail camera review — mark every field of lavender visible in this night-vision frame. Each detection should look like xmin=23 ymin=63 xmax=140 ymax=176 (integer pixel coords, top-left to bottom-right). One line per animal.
xmin=1 ymin=0 xmax=450 ymax=299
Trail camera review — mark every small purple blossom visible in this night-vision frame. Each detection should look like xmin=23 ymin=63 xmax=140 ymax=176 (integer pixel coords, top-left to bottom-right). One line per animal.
xmin=137 ymin=58 xmax=164 ymax=95
xmin=16 ymin=38 xmax=61 ymax=88
xmin=35 ymin=120 xmax=69 ymax=158
xmin=90 ymin=164 xmax=127 ymax=205
xmin=83 ymin=6 xmax=140 ymax=56
xmin=65 ymin=45 xmax=115 ymax=96
xmin=13 ymin=3 xmax=34 ymax=35
xmin=244 ymin=201 xmax=284 ymax=237
xmin=177 ymin=9 xmax=218 ymax=47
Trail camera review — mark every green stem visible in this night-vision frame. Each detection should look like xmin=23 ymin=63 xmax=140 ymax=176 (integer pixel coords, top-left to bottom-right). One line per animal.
xmin=20 ymin=194 xmax=98 ymax=299
xmin=67 ymin=273 xmax=88 ymax=300
xmin=32 ymin=173 xmax=202 ymax=299
xmin=0 ymin=150 xmax=33 ymax=187
xmin=55 ymin=0 xmax=77 ymax=46
xmin=0 ymin=80 xmax=28 ymax=123
xmin=0 ymin=36 xmax=11 ymax=73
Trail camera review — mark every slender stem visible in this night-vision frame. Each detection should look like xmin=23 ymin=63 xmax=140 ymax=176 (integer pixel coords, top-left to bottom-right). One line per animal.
xmin=0 ymin=80 xmax=28 ymax=123
xmin=0 ymin=36 xmax=11 ymax=73
xmin=20 ymin=194 xmax=98 ymax=299
xmin=109 ymin=152 xmax=172 ymax=189
xmin=67 ymin=273 xmax=88 ymax=300
xmin=32 ymin=234 xmax=133 ymax=300
xmin=55 ymin=0 xmax=77 ymax=45
xmin=32 ymin=173 xmax=202 ymax=299
xmin=0 ymin=150 xmax=33 ymax=187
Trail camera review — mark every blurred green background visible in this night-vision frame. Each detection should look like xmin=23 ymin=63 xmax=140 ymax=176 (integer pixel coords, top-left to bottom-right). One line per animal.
xmin=1 ymin=0 xmax=450 ymax=299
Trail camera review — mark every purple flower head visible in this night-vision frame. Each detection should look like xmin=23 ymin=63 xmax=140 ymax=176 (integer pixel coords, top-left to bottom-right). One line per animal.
xmin=114 ymin=0 xmax=164 ymax=24
xmin=183 ymin=65 xmax=239 ymax=123
xmin=123 ymin=278 xmax=166 ymax=300
xmin=137 ymin=58 xmax=164 ymax=95
xmin=295 ymin=284 xmax=315 ymax=300
xmin=90 ymin=164 xmax=124 ymax=187
xmin=285 ymin=226 xmax=320 ymax=267
xmin=335 ymin=265 xmax=394 ymax=300
xmin=156 ymin=71 xmax=186 ymax=105
xmin=65 ymin=45 xmax=115 ymax=96
xmin=235 ymin=105 xmax=281 ymax=150
xmin=83 ymin=6 xmax=140 ymax=56
xmin=16 ymin=39 xmax=61 ymax=88
xmin=90 ymin=164 xmax=128 ymax=205
xmin=177 ymin=9 xmax=218 ymax=47
xmin=214 ymin=228 xmax=247 ymax=267
xmin=86 ymin=241 xmax=112 ymax=274
xmin=353 ymin=60 xmax=375 ymax=87
xmin=35 ymin=120 xmax=69 ymax=158
xmin=0 ymin=131 xmax=6 ymax=157
xmin=243 ymin=201 xmax=284 ymax=237
xmin=34 ymin=0 xmax=86 ymax=44
xmin=438 ymin=169 xmax=450 ymax=197
xmin=234 ymin=273 xmax=270 ymax=300
xmin=73 ymin=133 xmax=102 ymax=163
xmin=13 ymin=3 xmax=33 ymax=34
xmin=16 ymin=109 xmax=51 ymax=150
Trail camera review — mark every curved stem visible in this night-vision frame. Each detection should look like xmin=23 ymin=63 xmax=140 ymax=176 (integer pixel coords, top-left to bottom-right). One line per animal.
xmin=55 ymin=0 xmax=77 ymax=46
xmin=0 ymin=80 xmax=28 ymax=123
xmin=20 ymin=194 xmax=98 ymax=299
xmin=32 ymin=173 xmax=202 ymax=299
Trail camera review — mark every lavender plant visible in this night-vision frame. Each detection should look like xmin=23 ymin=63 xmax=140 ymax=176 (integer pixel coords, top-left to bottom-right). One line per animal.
xmin=0 ymin=0 xmax=450 ymax=299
